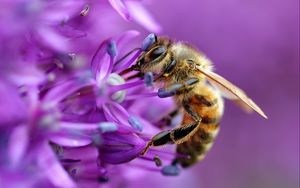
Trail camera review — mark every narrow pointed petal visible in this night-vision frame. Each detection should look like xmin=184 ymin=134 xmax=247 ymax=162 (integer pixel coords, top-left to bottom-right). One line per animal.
xmin=91 ymin=39 xmax=114 ymax=82
xmin=36 ymin=26 xmax=70 ymax=52
xmin=108 ymin=0 xmax=131 ymax=21
xmin=0 ymin=80 xmax=27 ymax=126
xmin=8 ymin=125 xmax=29 ymax=166
xmin=41 ymin=0 xmax=86 ymax=22
xmin=6 ymin=66 xmax=46 ymax=86
xmin=102 ymin=102 xmax=130 ymax=126
xmin=99 ymin=133 xmax=146 ymax=164
xmin=38 ymin=143 xmax=76 ymax=188
xmin=43 ymin=79 xmax=93 ymax=105
xmin=125 ymin=1 xmax=162 ymax=32
xmin=116 ymin=30 xmax=140 ymax=49
xmin=56 ymin=25 xmax=87 ymax=39
xmin=50 ymin=133 xmax=93 ymax=147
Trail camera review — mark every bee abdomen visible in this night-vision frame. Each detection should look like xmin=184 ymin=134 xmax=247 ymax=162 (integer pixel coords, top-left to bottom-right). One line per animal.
xmin=175 ymin=88 xmax=223 ymax=167
xmin=194 ymin=95 xmax=218 ymax=107
xmin=176 ymin=124 xmax=220 ymax=167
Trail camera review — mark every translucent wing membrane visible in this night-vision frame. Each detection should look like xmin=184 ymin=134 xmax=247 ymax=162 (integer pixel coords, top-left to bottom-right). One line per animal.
xmin=197 ymin=66 xmax=268 ymax=119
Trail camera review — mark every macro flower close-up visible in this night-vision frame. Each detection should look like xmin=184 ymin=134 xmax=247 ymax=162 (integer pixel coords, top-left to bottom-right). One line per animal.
xmin=0 ymin=0 xmax=299 ymax=188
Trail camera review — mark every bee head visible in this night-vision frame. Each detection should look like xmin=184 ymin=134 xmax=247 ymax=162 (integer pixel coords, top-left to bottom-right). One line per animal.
xmin=132 ymin=34 xmax=172 ymax=75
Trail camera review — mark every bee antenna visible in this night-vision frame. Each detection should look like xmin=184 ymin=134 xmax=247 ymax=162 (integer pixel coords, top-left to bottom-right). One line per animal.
xmin=114 ymin=47 xmax=141 ymax=66
xmin=119 ymin=66 xmax=134 ymax=76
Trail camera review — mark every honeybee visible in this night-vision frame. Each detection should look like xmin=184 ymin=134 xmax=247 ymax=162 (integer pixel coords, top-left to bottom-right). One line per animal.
xmin=122 ymin=34 xmax=267 ymax=167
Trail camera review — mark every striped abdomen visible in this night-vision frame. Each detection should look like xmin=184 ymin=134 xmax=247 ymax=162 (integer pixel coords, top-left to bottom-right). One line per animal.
xmin=176 ymin=85 xmax=224 ymax=167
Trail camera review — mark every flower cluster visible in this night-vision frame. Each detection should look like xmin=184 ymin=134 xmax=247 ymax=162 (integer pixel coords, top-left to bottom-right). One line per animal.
xmin=0 ymin=1 xmax=180 ymax=187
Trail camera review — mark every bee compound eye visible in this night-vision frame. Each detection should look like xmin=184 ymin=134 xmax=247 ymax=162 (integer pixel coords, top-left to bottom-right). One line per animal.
xmin=149 ymin=46 xmax=167 ymax=60
xmin=137 ymin=57 xmax=144 ymax=66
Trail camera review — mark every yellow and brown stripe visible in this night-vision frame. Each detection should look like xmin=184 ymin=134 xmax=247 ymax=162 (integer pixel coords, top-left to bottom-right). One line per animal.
xmin=175 ymin=86 xmax=223 ymax=167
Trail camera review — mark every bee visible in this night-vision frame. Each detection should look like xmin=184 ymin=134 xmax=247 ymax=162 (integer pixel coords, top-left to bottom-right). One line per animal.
xmin=122 ymin=34 xmax=267 ymax=167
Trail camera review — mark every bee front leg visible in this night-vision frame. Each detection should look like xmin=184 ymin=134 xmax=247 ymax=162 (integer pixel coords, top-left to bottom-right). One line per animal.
xmin=156 ymin=77 xmax=200 ymax=128
xmin=157 ymin=78 xmax=199 ymax=98
xmin=140 ymin=100 xmax=202 ymax=155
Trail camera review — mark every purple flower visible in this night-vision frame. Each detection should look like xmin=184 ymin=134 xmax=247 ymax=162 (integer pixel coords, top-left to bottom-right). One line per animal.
xmin=0 ymin=1 xmax=179 ymax=187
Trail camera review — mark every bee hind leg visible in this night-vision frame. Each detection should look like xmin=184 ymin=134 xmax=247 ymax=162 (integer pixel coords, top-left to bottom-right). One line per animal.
xmin=140 ymin=101 xmax=202 ymax=155
xmin=170 ymin=101 xmax=202 ymax=144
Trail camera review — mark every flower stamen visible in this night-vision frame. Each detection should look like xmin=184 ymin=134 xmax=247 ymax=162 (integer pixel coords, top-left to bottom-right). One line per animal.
xmin=161 ymin=164 xmax=181 ymax=176
xmin=141 ymin=33 xmax=157 ymax=51
xmin=107 ymin=40 xmax=118 ymax=58
xmin=98 ymin=122 xmax=118 ymax=133
xmin=107 ymin=73 xmax=127 ymax=103
xmin=144 ymin=72 xmax=154 ymax=87
xmin=154 ymin=155 xmax=162 ymax=167
xmin=128 ymin=115 xmax=143 ymax=132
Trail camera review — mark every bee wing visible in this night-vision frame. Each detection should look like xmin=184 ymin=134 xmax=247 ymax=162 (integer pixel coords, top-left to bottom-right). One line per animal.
xmin=208 ymin=78 xmax=254 ymax=113
xmin=196 ymin=66 xmax=268 ymax=119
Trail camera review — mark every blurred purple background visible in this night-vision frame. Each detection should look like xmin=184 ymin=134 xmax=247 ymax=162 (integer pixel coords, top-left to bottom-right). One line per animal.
xmin=0 ymin=0 xmax=297 ymax=187
xmin=129 ymin=0 xmax=299 ymax=187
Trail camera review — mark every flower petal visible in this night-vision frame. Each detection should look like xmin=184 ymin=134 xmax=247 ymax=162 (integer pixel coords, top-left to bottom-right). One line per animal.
xmin=99 ymin=132 xmax=146 ymax=164
xmin=36 ymin=26 xmax=70 ymax=52
xmin=128 ymin=96 xmax=176 ymax=124
xmin=56 ymin=24 xmax=87 ymax=39
xmin=41 ymin=0 xmax=86 ymax=22
xmin=8 ymin=125 xmax=29 ymax=166
xmin=58 ymin=145 xmax=98 ymax=161
xmin=91 ymin=39 xmax=113 ymax=82
xmin=116 ymin=30 xmax=140 ymax=50
xmin=0 ymin=80 xmax=27 ymax=126
xmin=103 ymin=102 xmax=129 ymax=126
xmin=43 ymin=79 xmax=93 ymax=105
xmin=125 ymin=1 xmax=162 ymax=32
xmin=92 ymin=30 xmax=140 ymax=82
xmin=38 ymin=142 xmax=76 ymax=188
xmin=59 ymin=121 xmax=100 ymax=133
xmin=50 ymin=134 xmax=92 ymax=147
xmin=108 ymin=0 xmax=131 ymax=21
xmin=5 ymin=65 xmax=46 ymax=86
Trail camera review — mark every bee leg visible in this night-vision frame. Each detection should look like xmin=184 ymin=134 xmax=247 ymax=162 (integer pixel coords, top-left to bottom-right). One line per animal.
xmin=140 ymin=130 xmax=172 ymax=155
xmin=140 ymin=101 xmax=201 ymax=155
xmin=157 ymin=78 xmax=199 ymax=98
xmin=170 ymin=101 xmax=202 ymax=144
